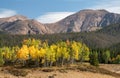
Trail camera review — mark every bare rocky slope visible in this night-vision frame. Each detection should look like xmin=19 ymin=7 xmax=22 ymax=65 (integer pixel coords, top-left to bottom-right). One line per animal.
xmin=0 ymin=9 xmax=120 ymax=34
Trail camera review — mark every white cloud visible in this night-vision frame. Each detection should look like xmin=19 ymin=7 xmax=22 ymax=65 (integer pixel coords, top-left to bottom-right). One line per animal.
xmin=89 ymin=0 xmax=120 ymax=14
xmin=36 ymin=12 xmax=75 ymax=23
xmin=0 ymin=9 xmax=17 ymax=18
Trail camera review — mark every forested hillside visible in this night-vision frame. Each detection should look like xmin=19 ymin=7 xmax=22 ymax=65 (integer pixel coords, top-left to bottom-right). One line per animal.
xmin=0 ymin=23 xmax=120 ymax=65
xmin=0 ymin=23 xmax=120 ymax=49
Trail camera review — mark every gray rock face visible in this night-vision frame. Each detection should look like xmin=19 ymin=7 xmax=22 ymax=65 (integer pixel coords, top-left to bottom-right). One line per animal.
xmin=46 ymin=9 xmax=120 ymax=33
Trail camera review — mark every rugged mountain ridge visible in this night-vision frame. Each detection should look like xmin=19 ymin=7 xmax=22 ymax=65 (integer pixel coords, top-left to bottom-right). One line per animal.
xmin=0 ymin=9 xmax=120 ymax=34
xmin=46 ymin=9 xmax=120 ymax=33
xmin=0 ymin=15 xmax=53 ymax=34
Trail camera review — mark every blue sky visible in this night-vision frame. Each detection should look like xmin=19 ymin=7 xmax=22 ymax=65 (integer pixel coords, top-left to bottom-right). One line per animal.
xmin=0 ymin=0 xmax=120 ymax=23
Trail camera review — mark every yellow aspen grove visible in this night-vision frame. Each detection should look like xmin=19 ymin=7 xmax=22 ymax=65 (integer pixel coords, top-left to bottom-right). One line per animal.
xmin=0 ymin=38 xmax=91 ymax=67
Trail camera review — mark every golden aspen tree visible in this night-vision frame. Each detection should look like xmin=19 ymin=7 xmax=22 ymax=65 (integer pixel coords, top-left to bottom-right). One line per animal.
xmin=45 ymin=44 xmax=56 ymax=67
xmin=17 ymin=45 xmax=29 ymax=66
xmin=80 ymin=44 xmax=90 ymax=62
xmin=29 ymin=45 xmax=37 ymax=60
xmin=70 ymin=41 xmax=79 ymax=64
xmin=3 ymin=47 xmax=13 ymax=63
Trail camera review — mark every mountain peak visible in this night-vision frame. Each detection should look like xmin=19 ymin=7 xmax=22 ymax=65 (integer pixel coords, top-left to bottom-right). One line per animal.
xmin=6 ymin=15 xmax=28 ymax=22
xmin=46 ymin=9 xmax=120 ymax=33
xmin=78 ymin=9 xmax=109 ymax=14
xmin=12 ymin=15 xmax=28 ymax=19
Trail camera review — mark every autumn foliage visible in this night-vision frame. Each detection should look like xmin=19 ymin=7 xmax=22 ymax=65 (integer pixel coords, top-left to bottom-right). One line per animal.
xmin=0 ymin=38 xmax=90 ymax=67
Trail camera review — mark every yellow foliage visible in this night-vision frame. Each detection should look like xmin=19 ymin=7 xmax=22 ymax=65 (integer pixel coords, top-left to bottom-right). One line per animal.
xmin=17 ymin=45 xmax=29 ymax=60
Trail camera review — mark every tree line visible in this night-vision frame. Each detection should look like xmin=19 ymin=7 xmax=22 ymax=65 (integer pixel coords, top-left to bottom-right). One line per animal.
xmin=0 ymin=38 xmax=120 ymax=67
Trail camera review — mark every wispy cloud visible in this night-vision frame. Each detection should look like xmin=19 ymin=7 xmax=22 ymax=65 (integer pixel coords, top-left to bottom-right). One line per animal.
xmin=90 ymin=0 xmax=120 ymax=13
xmin=36 ymin=12 xmax=75 ymax=23
xmin=0 ymin=9 xmax=17 ymax=18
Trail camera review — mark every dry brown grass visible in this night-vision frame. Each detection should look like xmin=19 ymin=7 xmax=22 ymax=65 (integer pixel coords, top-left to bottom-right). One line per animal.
xmin=100 ymin=64 xmax=120 ymax=73
xmin=0 ymin=64 xmax=119 ymax=78
xmin=75 ymin=64 xmax=120 ymax=78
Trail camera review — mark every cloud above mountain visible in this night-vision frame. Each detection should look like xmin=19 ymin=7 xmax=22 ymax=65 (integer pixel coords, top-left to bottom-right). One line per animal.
xmin=36 ymin=12 xmax=75 ymax=23
xmin=0 ymin=9 xmax=17 ymax=18
xmin=90 ymin=0 xmax=120 ymax=13
xmin=36 ymin=0 xmax=120 ymax=23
